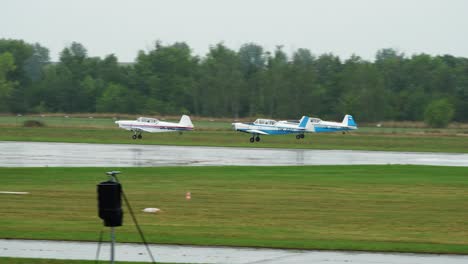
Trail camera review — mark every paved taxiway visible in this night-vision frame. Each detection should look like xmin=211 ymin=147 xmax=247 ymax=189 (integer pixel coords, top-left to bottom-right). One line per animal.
xmin=1 ymin=239 xmax=468 ymax=264
xmin=1 ymin=141 xmax=468 ymax=167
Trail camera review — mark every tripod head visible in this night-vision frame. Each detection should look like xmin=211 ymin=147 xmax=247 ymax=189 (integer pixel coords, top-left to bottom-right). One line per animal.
xmin=106 ymin=171 xmax=121 ymax=182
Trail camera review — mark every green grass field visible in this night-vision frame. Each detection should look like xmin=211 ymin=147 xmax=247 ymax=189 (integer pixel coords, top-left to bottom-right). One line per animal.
xmin=0 ymin=115 xmax=232 ymax=130
xmin=1 ymin=115 xmax=468 ymax=153
xmin=1 ymin=166 xmax=468 ymax=254
xmin=1 ymin=126 xmax=467 ymax=153
xmin=2 ymin=115 xmax=468 ymax=133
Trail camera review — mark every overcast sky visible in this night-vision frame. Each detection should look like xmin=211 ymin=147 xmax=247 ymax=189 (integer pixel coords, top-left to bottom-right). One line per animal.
xmin=2 ymin=0 xmax=468 ymax=62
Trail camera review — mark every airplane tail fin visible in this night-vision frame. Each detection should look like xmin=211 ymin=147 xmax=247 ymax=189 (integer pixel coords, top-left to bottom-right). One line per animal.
xmin=298 ymin=116 xmax=309 ymax=129
xmin=342 ymin=115 xmax=357 ymax=127
xmin=179 ymin=115 xmax=194 ymax=128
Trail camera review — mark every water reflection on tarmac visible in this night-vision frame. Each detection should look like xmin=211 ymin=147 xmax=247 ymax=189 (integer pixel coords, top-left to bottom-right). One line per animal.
xmin=1 ymin=141 xmax=468 ymax=167
xmin=1 ymin=239 xmax=468 ymax=264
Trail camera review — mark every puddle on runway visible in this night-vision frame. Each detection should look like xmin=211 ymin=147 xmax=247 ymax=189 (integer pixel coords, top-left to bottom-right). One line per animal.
xmin=1 ymin=141 xmax=467 ymax=167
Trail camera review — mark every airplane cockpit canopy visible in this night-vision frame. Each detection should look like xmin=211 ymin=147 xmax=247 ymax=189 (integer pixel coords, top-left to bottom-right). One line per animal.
xmin=254 ymin=119 xmax=277 ymax=125
xmin=137 ymin=117 xmax=160 ymax=123
xmin=309 ymin=118 xmax=322 ymax=123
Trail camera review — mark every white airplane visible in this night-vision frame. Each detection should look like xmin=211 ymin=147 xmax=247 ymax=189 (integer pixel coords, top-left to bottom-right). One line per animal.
xmin=232 ymin=114 xmax=357 ymax=142
xmin=307 ymin=115 xmax=357 ymax=133
xmin=115 ymin=115 xmax=194 ymax=139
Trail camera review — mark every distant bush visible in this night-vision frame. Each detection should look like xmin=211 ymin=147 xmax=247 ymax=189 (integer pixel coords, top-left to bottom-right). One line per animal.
xmin=23 ymin=120 xmax=45 ymax=127
xmin=424 ymin=99 xmax=454 ymax=128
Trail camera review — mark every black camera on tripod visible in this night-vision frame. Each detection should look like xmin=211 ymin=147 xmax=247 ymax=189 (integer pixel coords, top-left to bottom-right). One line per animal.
xmin=97 ymin=171 xmax=123 ymax=227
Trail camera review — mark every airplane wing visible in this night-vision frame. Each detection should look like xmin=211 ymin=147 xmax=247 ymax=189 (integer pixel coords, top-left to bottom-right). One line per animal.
xmin=133 ymin=127 xmax=154 ymax=133
xmin=245 ymin=129 xmax=270 ymax=135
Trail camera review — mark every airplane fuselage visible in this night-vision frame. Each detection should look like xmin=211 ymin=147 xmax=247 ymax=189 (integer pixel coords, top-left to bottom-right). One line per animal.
xmin=115 ymin=115 xmax=194 ymax=139
xmin=307 ymin=120 xmax=358 ymax=133
xmin=116 ymin=120 xmax=193 ymax=133
xmin=233 ymin=122 xmax=305 ymax=135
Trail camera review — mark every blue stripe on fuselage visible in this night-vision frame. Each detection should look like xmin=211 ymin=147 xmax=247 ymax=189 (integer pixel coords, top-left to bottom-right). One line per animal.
xmin=314 ymin=126 xmax=352 ymax=133
xmin=237 ymin=129 xmax=302 ymax=135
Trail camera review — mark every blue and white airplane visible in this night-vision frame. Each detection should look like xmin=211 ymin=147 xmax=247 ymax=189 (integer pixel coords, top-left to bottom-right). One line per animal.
xmin=232 ymin=115 xmax=357 ymax=142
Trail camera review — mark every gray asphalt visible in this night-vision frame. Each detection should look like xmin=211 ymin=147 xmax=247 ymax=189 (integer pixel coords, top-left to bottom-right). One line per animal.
xmin=1 ymin=141 xmax=468 ymax=167
xmin=1 ymin=239 xmax=468 ymax=264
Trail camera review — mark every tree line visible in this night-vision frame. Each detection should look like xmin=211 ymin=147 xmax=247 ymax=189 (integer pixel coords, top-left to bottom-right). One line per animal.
xmin=1 ymin=39 xmax=467 ymax=125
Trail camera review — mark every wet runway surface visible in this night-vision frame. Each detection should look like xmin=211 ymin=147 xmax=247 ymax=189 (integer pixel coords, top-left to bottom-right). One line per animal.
xmin=1 ymin=141 xmax=468 ymax=167
xmin=2 ymin=239 xmax=468 ymax=264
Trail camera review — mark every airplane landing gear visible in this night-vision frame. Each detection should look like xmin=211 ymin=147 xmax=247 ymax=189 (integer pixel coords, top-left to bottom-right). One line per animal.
xmin=296 ymin=134 xmax=305 ymax=140
xmin=132 ymin=131 xmax=142 ymax=140
xmin=250 ymin=135 xmax=260 ymax=143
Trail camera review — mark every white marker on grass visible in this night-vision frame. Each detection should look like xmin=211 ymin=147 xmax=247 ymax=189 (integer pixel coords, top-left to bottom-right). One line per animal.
xmin=0 ymin=191 xmax=29 ymax=195
xmin=142 ymin=208 xmax=160 ymax=213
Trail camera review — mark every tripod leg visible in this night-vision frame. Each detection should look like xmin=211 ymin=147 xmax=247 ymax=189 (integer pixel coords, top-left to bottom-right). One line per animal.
xmin=111 ymin=227 xmax=116 ymax=264
xmin=95 ymin=230 xmax=103 ymax=264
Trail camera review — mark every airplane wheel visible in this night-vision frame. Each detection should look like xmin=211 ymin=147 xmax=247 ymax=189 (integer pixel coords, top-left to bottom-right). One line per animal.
xmin=250 ymin=137 xmax=255 ymax=143
xmin=342 ymin=131 xmax=346 ymax=134
xmin=255 ymin=136 xmax=260 ymax=142
xmin=296 ymin=135 xmax=301 ymax=140
xmin=138 ymin=134 xmax=142 ymax=139
xmin=132 ymin=135 xmax=137 ymax=140
xmin=300 ymin=134 xmax=305 ymax=139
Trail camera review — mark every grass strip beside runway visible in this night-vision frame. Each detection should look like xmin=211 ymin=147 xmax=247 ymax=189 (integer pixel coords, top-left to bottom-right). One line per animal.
xmin=1 ymin=166 xmax=467 ymax=254
xmin=1 ymin=115 xmax=468 ymax=153
xmin=1 ymin=126 xmax=468 ymax=153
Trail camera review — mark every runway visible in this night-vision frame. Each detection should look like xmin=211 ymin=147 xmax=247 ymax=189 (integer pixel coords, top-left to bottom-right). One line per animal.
xmin=2 ymin=239 xmax=468 ymax=264
xmin=0 ymin=141 xmax=467 ymax=167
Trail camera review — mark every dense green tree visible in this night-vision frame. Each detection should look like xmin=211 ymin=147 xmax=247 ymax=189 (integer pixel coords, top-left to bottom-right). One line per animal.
xmin=23 ymin=43 xmax=50 ymax=82
xmin=198 ymin=43 xmax=245 ymax=117
xmin=262 ymin=47 xmax=290 ymax=117
xmin=238 ymin=43 xmax=267 ymax=116
xmin=133 ymin=42 xmax=198 ymax=114
xmin=337 ymin=56 xmax=387 ymax=122
xmin=0 ymin=39 xmax=50 ymax=112
xmin=1 ymin=38 xmax=468 ymax=124
xmin=375 ymin=48 xmax=406 ymax=92
xmin=314 ymin=53 xmax=342 ymax=119
xmin=96 ymin=83 xmax=136 ymax=113
xmin=424 ymin=99 xmax=455 ymax=128
xmin=452 ymin=58 xmax=468 ymax=121
xmin=0 ymin=39 xmax=33 ymax=84
xmin=33 ymin=42 xmax=127 ymax=113
xmin=0 ymin=52 xmax=17 ymax=112
xmin=290 ymin=49 xmax=320 ymax=117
